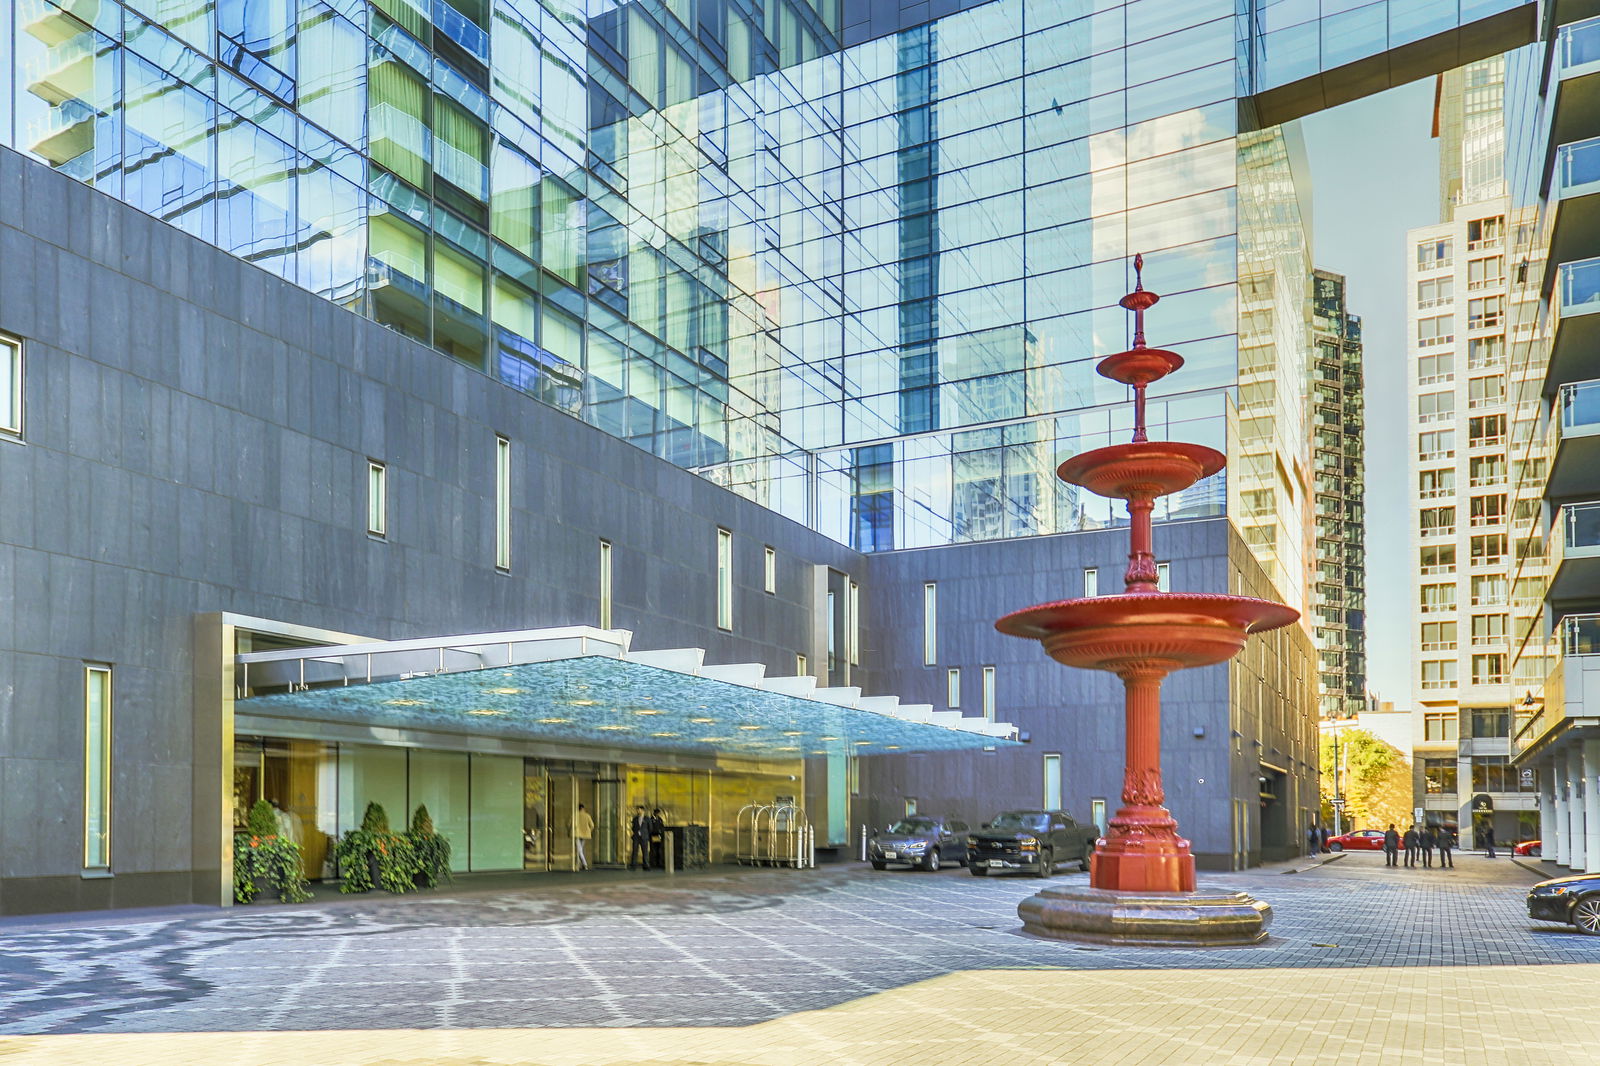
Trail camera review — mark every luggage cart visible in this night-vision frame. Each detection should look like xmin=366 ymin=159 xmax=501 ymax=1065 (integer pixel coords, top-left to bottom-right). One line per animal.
xmin=735 ymin=802 xmax=814 ymax=868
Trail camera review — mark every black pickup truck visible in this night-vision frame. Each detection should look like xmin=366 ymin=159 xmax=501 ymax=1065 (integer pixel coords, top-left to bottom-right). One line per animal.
xmin=966 ymin=809 xmax=1098 ymax=877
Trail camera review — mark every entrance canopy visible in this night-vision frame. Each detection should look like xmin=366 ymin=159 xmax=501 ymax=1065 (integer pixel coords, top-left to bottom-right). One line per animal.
xmin=235 ymin=627 xmax=1019 ymax=758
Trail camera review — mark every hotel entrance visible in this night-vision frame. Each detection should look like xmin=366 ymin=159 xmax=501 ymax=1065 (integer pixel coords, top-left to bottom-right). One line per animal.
xmin=524 ymin=764 xmax=624 ymax=871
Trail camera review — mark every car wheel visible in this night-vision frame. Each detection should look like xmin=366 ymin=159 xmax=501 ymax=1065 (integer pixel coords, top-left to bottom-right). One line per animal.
xmin=1532 ymin=845 xmax=1542 ymax=857
xmin=1329 ymin=843 xmax=1344 ymax=852
xmin=1036 ymin=848 xmax=1053 ymax=878
xmin=970 ymin=865 xmax=988 ymax=876
xmin=1079 ymin=843 xmax=1093 ymax=873
xmin=925 ymin=849 xmax=941 ymax=872
xmin=1572 ymin=896 xmax=1600 ymax=935
xmin=870 ymin=861 xmax=887 ymax=871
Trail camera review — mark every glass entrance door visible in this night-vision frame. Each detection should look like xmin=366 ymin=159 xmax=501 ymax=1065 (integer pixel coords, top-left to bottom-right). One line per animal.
xmin=523 ymin=765 xmax=547 ymax=870
xmin=593 ymin=777 xmax=623 ymax=867
xmin=548 ymin=774 xmax=577 ymax=871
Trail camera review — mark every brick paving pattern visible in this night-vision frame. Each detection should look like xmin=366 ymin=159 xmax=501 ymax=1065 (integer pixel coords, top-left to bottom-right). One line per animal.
xmin=1 ymin=851 xmax=1596 ymax=1064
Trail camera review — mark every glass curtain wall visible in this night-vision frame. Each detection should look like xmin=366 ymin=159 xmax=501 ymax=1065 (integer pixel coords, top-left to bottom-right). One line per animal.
xmin=5 ymin=0 xmax=1279 ymax=558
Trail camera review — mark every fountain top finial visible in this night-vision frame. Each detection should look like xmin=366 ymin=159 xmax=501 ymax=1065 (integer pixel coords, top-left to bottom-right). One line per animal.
xmin=1118 ymin=252 xmax=1160 ymax=350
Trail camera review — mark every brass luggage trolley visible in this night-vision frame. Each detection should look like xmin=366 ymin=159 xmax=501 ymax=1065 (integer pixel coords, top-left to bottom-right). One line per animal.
xmin=734 ymin=802 xmax=815 ymax=868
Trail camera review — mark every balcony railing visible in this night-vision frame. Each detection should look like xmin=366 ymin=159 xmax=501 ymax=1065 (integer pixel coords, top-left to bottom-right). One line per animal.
xmin=1560 ymin=379 xmax=1600 ymax=440
xmin=1562 ymin=501 xmax=1600 ymax=554
xmin=1563 ymin=613 xmax=1600 ymax=656
xmin=1556 ymin=137 xmax=1600 ymax=201
xmin=1560 ymin=14 xmax=1600 ymax=77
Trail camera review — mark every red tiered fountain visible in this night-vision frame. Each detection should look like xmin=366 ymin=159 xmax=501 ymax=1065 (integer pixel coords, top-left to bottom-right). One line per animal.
xmin=997 ymin=256 xmax=1299 ymax=946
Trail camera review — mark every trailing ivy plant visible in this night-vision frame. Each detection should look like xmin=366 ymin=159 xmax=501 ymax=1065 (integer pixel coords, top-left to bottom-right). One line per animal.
xmin=233 ymin=799 xmax=313 ymax=904
xmin=407 ymin=805 xmax=453 ymax=888
xmin=333 ymin=801 xmax=415 ymax=894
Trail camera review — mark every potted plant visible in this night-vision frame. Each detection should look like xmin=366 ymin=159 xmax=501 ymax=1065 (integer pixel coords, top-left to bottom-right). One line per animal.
xmin=233 ymin=799 xmax=313 ymax=904
xmin=333 ymin=801 xmax=415 ymax=894
xmin=407 ymin=805 xmax=453 ymax=888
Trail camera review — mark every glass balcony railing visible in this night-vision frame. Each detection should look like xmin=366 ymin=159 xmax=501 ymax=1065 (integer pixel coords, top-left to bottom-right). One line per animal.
xmin=1560 ymin=15 xmax=1600 ymax=78
xmin=1556 ymin=138 xmax=1600 ymax=200
xmin=1559 ymin=257 xmax=1600 ymax=317
xmin=1563 ymin=501 xmax=1600 ymax=554
xmin=1561 ymin=379 xmax=1600 ymax=440
xmin=1563 ymin=613 xmax=1600 ymax=656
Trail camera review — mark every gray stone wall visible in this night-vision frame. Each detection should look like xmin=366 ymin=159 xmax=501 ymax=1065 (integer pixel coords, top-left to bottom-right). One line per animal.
xmin=0 ymin=146 xmax=864 ymax=914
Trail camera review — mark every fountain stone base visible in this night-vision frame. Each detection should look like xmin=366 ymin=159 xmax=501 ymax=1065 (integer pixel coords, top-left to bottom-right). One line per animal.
xmin=1017 ymin=884 xmax=1272 ymax=947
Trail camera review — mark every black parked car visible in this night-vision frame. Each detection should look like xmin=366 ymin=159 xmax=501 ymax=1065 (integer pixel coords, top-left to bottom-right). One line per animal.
xmin=1527 ymin=872 xmax=1600 ymax=934
xmin=869 ymin=816 xmax=971 ymax=871
xmin=967 ymin=809 xmax=1098 ymax=877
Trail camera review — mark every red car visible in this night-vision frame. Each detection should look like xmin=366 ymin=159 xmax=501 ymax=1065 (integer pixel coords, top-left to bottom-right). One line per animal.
xmin=1327 ymin=829 xmax=1388 ymax=851
xmin=1515 ymin=840 xmax=1542 ymax=857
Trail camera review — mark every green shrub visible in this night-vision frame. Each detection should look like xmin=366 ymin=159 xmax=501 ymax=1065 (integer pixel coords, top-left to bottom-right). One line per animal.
xmin=333 ymin=801 xmax=415 ymax=894
xmin=233 ymin=799 xmax=312 ymax=904
xmin=407 ymin=804 xmax=453 ymax=888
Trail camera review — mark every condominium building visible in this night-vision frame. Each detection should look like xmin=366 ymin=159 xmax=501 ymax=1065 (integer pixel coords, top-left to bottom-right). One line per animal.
xmin=0 ymin=0 xmax=1541 ymax=913
xmin=1310 ymin=269 xmax=1367 ymax=721
xmin=1506 ymin=10 xmax=1600 ymax=873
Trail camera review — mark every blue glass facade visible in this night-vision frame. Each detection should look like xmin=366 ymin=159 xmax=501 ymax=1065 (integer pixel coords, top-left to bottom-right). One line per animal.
xmin=0 ymin=0 xmax=1536 ymax=558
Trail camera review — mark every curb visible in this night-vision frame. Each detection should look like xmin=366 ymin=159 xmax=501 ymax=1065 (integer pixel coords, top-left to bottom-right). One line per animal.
xmin=1283 ymin=852 xmax=1347 ymax=874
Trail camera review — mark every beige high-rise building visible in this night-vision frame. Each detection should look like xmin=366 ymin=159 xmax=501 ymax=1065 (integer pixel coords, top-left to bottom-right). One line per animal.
xmin=1405 ymin=59 xmax=1545 ymax=843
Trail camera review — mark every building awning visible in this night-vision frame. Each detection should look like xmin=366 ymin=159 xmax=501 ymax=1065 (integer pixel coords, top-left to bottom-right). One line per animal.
xmin=235 ymin=627 xmax=1019 ymax=758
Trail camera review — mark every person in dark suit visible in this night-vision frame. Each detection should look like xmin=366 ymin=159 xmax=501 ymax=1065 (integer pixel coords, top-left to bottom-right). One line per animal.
xmin=629 ymin=805 xmax=651 ymax=869
xmin=649 ymin=808 xmax=666 ymax=870
xmin=1437 ymin=825 xmax=1455 ymax=868
xmin=1420 ymin=825 xmax=1436 ymax=868
xmin=1383 ymin=824 xmax=1401 ymax=867
xmin=1403 ymin=825 xmax=1419 ymax=868
xmin=1483 ymin=823 xmax=1497 ymax=858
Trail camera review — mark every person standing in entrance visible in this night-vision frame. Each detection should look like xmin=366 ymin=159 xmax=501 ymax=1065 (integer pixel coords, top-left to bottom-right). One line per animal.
xmin=1307 ymin=822 xmax=1320 ymax=858
xmin=629 ymin=805 xmax=651 ymax=869
xmin=573 ymin=803 xmax=595 ymax=871
xmin=1403 ymin=824 xmax=1419 ymax=868
xmin=1483 ymin=823 xmax=1497 ymax=858
xmin=1437 ymin=824 xmax=1455 ymax=868
xmin=649 ymin=808 xmax=666 ymax=870
xmin=1383 ymin=824 xmax=1401 ymax=867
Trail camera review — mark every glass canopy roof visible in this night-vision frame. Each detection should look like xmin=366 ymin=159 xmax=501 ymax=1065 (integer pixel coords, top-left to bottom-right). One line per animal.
xmin=235 ymin=627 xmax=1019 ymax=758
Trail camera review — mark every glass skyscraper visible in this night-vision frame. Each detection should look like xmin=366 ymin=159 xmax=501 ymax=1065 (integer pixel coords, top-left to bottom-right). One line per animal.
xmin=0 ymin=0 xmax=1533 ymax=558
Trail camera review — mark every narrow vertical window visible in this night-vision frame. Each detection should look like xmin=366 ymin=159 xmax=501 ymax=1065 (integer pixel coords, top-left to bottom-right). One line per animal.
xmin=0 ymin=333 xmax=21 ymax=437
xmin=494 ymin=435 xmax=511 ymax=570
xmin=716 ymin=528 xmax=733 ymax=630
xmin=1083 ymin=568 xmax=1098 ymax=597
xmin=947 ymin=668 xmax=961 ymax=708
xmin=598 ymin=539 xmax=613 ymax=629
xmin=1043 ymin=753 xmax=1062 ymax=809
xmin=763 ymin=546 xmax=776 ymax=594
xmin=796 ymin=652 xmax=808 ymax=676
xmin=1091 ymin=798 xmax=1108 ymax=835
xmin=982 ymin=665 xmax=996 ymax=721
xmin=923 ymin=582 xmax=937 ymax=665
xmin=1156 ymin=562 xmax=1170 ymax=592
xmin=367 ymin=461 xmax=387 ymax=537
xmin=84 ymin=665 xmax=112 ymax=870
xmin=847 ymin=581 xmax=860 ymax=665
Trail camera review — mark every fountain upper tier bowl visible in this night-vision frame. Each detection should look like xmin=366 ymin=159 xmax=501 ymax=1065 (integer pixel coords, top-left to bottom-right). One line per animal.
xmin=995 ymin=593 xmax=1300 ymax=672
xmin=1056 ymin=441 xmax=1224 ymax=500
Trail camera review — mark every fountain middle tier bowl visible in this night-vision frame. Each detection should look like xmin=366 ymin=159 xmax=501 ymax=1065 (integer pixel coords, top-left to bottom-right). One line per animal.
xmin=1056 ymin=442 xmax=1224 ymax=500
xmin=996 ymin=593 xmax=1300 ymax=672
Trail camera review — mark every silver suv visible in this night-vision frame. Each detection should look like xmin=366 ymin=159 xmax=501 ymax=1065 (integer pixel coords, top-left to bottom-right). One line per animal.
xmin=868 ymin=816 xmax=971 ymax=872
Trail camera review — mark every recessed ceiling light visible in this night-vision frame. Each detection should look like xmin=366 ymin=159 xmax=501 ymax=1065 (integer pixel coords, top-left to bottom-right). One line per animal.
xmin=818 ymin=736 xmax=838 ymax=741
xmin=854 ymin=740 xmax=872 ymax=745
xmin=597 ymin=724 xmax=631 ymax=731
xmin=700 ymin=736 xmax=730 ymax=742
xmin=467 ymin=709 xmax=507 ymax=716
xmin=565 ymin=699 xmax=598 ymax=706
xmin=690 ymin=717 xmax=716 ymax=724
xmin=737 ymin=724 xmax=763 ymax=731
xmin=384 ymin=699 xmax=423 ymax=706
xmin=782 ymin=731 xmax=804 ymax=736
xmin=634 ymin=709 xmax=662 ymax=716
xmin=538 ymin=717 xmax=572 ymax=724
xmin=485 ymin=687 xmax=522 ymax=695
xmin=651 ymin=732 xmax=680 ymax=738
